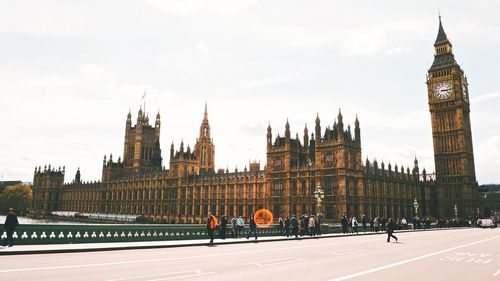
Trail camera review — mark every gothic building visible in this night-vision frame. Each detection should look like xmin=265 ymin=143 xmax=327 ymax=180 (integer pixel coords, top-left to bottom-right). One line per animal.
xmin=32 ymin=18 xmax=478 ymax=223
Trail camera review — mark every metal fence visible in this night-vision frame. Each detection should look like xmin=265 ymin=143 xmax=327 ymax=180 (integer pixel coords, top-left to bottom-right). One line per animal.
xmin=0 ymin=224 xmax=340 ymax=245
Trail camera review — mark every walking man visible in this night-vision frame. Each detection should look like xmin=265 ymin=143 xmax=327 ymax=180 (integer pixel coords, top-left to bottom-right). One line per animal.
xmin=231 ymin=215 xmax=238 ymax=238
xmin=284 ymin=216 xmax=290 ymax=237
xmin=308 ymin=215 xmax=316 ymax=236
xmin=278 ymin=217 xmax=284 ymax=235
xmin=341 ymin=214 xmax=348 ymax=234
xmin=206 ymin=212 xmax=217 ymax=245
xmin=386 ymin=218 xmax=398 ymax=242
xmin=2 ymin=208 xmax=19 ymax=247
xmin=219 ymin=215 xmax=227 ymax=239
xmin=290 ymin=214 xmax=299 ymax=238
xmin=361 ymin=215 xmax=367 ymax=233
xmin=246 ymin=213 xmax=257 ymax=239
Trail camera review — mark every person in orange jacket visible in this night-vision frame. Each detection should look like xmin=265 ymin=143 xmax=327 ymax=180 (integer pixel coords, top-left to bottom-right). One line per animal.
xmin=206 ymin=212 xmax=218 ymax=245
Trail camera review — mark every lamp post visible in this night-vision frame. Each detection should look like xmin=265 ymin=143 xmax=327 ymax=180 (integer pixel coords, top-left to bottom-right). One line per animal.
xmin=454 ymin=204 xmax=458 ymax=219
xmin=314 ymin=185 xmax=325 ymax=221
xmin=413 ymin=198 xmax=419 ymax=219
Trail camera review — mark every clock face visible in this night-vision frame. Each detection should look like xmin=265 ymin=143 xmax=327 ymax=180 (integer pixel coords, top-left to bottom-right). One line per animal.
xmin=462 ymin=84 xmax=469 ymax=101
xmin=433 ymin=81 xmax=453 ymax=100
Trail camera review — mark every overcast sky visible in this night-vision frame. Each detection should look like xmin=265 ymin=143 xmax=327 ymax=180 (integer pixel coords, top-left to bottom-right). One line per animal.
xmin=1 ymin=0 xmax=499 ymax=184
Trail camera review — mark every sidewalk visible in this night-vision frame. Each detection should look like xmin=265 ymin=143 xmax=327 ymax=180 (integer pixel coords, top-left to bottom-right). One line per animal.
xmin=0 ymin=228 xmax=455 ymax=255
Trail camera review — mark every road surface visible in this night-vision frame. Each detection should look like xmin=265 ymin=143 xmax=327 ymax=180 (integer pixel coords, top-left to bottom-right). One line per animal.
xmin=0 ymin=228 xmax=498 ymax=281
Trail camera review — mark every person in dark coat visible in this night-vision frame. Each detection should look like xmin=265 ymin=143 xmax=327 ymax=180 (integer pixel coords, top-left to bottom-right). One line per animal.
xmin=361 ymin=215 xmax=367 ymax=233
xmin=246 ymin=213 xmax=257 ymax=240
xmin=2 ymin=208 xmax=19 ymax=247
xmin=219 ymin=215 xmax=227 ymax=239
xmin=284 ymin=216 xmax=290 ymax=237
xmin=289 ymin=215 xmax=299 ymax=238
xmin=341 ymin=214 xmax=348 ymax=234
xmin=386 ymin=218 xmax=398 ymax=242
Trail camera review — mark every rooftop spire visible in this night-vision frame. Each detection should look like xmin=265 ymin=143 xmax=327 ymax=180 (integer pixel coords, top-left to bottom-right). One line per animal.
xmin=204 ymin=102 xmax=208 ymax=120
xmin=435 ymin=15 xmax=449 ymax=44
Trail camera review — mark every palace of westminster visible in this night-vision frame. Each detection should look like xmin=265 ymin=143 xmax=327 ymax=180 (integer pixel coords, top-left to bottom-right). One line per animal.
xmin=32 ymin=18 xmax=479 ymax=223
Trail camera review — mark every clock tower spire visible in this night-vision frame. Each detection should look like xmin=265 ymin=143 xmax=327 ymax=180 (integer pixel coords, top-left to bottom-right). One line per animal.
xmin=426 ymin=17 xmax=478 ymax=218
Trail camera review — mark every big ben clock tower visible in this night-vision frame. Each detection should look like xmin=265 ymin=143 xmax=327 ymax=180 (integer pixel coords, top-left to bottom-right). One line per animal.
xmin=427 ymin=17 xmax=478 ymax=218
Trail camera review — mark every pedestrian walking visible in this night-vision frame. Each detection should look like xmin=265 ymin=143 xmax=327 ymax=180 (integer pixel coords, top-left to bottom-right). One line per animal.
xmin=314 ymin=215 xmax=321 ymax=236
xmin=401 ymin=217 xmax=408 ymax=230
xmin=2 ymin=208 xmax=19 ymax=247
xmin=308 ymin=215 xmax=316 ymax=236
xmin=374 ymin=217 xmax=380 ymax=232
xmin=348 ymin=217 xmax=353 ymax=234
xmin=219 ymin=215 xmax=227 ymax=239
xmin=386 ymin=218 xmax=398 ymax=242
xmin=361 ymin=215 xmax=367 ymax=233
xmin=237 ymin=216 xmax=244 ymax=236
xmin=284 ymin=216 xmax=290 ymax=237
xmin=341 ymin=214 xmax=348 ymax=234
xmin=206 ymin=212 xmax=217 ymax=245
xmin=278 ymin=217 xmax=284 ymax=235
xmin=289 ymin=214 xmax=299 ymax=238
xmin=352 ymin=216 xmax=359 ymax=234
xmin=246 ymin=213 xmax=257 ymax=239
xmin=231 ymin=215 xmax=239 ymax=238
xmin=370 ymin=217 xmax=374 ymax=232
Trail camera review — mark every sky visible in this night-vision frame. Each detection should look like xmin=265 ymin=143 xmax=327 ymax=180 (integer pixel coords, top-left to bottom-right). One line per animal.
xmin=1 ymin=0 xmax=499 ymax=184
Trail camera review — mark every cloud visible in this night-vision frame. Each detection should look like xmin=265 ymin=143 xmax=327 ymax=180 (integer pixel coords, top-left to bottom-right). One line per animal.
xmin=386 ymin=45 xmax=412 ymax=55
xmin=81 ymin=63 xmax=108 ymax=80
xmin=239 ymin=71 xmax=304 ymax=88
xmin=341 ymin=28 xmax=387 ymax=56
xmin=476 ymin=136 xmax=500 ymax=163
xmin=146 ymin=0 xmax=258 ymax=17
xmin=196 ymin=41 xmax=209 ymax=53
xmin=471 ymin=90 xmax=500 ymax=103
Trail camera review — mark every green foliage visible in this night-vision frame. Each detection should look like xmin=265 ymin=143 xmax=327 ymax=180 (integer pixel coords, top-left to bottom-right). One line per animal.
xmin=0 ymin=183 xmax=32 ymax=213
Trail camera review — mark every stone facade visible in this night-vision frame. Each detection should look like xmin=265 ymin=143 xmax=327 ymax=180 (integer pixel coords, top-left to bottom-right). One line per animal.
xmin=32 ymin=19 xmax=477 ymax=223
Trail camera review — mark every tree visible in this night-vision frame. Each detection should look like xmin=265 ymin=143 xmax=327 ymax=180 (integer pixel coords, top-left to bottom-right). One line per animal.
xmin=0 ymin=183 xmax=32 ymax=213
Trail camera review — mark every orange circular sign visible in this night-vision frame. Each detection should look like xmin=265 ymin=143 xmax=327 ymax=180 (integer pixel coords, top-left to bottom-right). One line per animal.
xmin=254 ymin=208 xmax=273 ymax=227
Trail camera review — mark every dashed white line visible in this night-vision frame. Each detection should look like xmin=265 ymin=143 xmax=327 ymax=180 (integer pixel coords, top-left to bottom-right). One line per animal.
xmin=254 ymin=258 xmax=306 ymax=267
xmin=494 ymin=269 xmax=500 ymax=277
xmin=104 ymin=270 xmax=205 ymax=281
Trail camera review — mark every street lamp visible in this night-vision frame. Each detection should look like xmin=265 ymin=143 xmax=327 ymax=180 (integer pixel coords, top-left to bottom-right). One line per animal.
xmin=413 ymin=198 xmax=419 ymax=219
xmin=454 ymin=204 xmax=458 ymax=219
xmin=314 ymin=185 xmax=325 ymax=220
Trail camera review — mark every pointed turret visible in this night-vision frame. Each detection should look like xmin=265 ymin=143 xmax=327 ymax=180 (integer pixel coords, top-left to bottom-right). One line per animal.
xmin=75 ymin=167 xmax=81 ymax=183
xmin=303 ymin=124 xmax=309 ymax=148
xmin=267 ymin=122 xmax=272 ymax=148
xmin=337 ymin=109 xmax=344 ymax=142
xmin=315 ymin=113 xmax=321 ymax=143
xmin=155 ymin=110 xmax=161 ymax=127
xmin=435 ymin=16 xmax=449 ymax=45
xmin=285 ymin=119 xmax=291 ymax=139
xmin=354 ymin=114 xmax=361 ymax=145
xmin=126 ymin=110 xmax=132 ymax=127
xmin=195 ymin=103 xmax=215 ymax=173
xmin=431 ymin=16 xmax=455 ymax=69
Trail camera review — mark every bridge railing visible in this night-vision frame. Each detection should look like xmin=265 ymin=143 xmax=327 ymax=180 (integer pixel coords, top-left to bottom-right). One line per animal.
xmin=0 ymin=224 xmax=341 ymax=245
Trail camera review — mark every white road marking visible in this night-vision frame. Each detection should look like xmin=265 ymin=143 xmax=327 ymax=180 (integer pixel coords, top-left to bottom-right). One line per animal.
xmin=328 ymin=235 xmax=499 ymax=281
xmin=146 ymin=271 xmax=214 ymax=281
xmin=324 ymin=249 xmax=363 ymax=255
xmin=494 ymin=269 xmax=500 ymax=277
xmin=104 ymin=270 xmax=204 ymax=281
xmin=254 ymin=257 xmax=306 ymax=267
